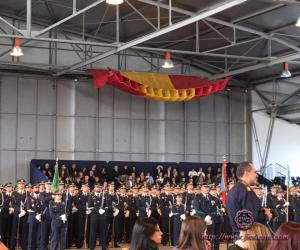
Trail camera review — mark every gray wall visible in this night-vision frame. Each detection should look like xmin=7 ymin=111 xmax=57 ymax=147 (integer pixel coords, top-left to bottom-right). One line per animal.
xmin=0 ymin=75 xmax=249 ymax=183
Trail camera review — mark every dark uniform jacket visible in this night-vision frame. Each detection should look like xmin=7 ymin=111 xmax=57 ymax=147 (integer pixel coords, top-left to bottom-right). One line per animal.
xmin=226 ymin=181 xmax=267 ymax=233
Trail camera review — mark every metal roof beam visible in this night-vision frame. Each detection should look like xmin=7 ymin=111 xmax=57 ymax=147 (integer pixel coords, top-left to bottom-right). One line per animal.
xmin=53 ymin=0 xmax=248 ymax=76
xmin=33 ymin=0 xmax=106 ymax=37
xmin=137 ymin=0 xmax=300 ymax=54
xmin=209 ymin=52 xmax=300 ymax=80
xmin=277 ymin=103 xmax=300 ymax=115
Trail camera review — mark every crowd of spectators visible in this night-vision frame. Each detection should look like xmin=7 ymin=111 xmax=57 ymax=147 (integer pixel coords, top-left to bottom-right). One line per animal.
xmin=38 ymin=163 xmax=237 ymax=189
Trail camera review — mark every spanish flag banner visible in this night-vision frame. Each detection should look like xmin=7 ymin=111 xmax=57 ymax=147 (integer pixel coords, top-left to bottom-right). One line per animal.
xmin=90 ymin=69 xmax=230 ymax=102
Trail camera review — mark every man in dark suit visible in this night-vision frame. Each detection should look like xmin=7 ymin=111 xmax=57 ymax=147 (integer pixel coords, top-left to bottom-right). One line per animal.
xmin=226 ymin=162 xmax=272 ymax=234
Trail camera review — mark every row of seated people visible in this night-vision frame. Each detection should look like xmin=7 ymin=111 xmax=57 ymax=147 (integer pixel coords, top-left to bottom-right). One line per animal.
xmin=38 ymin=163 xmax=237 ymax=189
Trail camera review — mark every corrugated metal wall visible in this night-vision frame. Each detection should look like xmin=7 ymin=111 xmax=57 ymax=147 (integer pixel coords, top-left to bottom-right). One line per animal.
xmin=0 ymin=75 xmax=249 ymax=183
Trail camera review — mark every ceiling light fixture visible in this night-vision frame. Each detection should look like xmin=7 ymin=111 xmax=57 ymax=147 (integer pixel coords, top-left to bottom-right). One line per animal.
xmin=280 ymin=62 xmax=291 ymax=78
xmin=162 ymin=51 xmax=174 ymax=69
xmin=106 ymin=0 xmax=124 ymax=5
xmin=10 ymin=38 xmax=24 ymax=57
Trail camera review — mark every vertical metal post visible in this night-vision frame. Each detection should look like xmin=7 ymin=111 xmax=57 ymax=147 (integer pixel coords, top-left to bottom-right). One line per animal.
xmin=157 ymin=5 xmax=160 ymax=29
xmin=268 ymin=39 xmax=272 ymax=58
xmin=196 ymin=21 xmax=199 ymax=52
xmin=169 ymin=0 xmax=172 ymax=26
xmin=95 ymin=88 xmax=100 ymax=160
xmin=34 ymin=80 xmax=38 ymax=159
xmin=252 ymin=117 xmax=263 ymax=167
xmin=53 ymin=79 xmax=58 ymax=159
xmin=15 ymin=78 xmax=19 ymax=182
xmin=116 ymin=5 xmax=120 ymax=44
xmin=261 ymin=108 xmax=277 ymax=173
xmin=73 ymin=0 xmax=77 ymax=14
xmin=27 ymin=0 xmax=31 ymax=36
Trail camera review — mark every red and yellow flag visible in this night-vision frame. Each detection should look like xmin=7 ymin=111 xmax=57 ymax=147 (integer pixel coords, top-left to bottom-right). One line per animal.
xmin=90 ymin=69 xmax=230 ymax=102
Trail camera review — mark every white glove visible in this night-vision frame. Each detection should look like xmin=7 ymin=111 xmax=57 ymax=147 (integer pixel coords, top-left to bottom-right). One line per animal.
xmin=72 ymin=207 xmax=78 ymax=214
xmin=113 ymin=208 xmax=119 ymax=217
xmin=284 ymin=202 xmax=290 ymax=207
xmin=180 ymin=214 xmax=186 ymax=220
xmin=221 ymin=208 xmax=226 ymax=213
xmin=18 ymin=209 xmax=26 ymax=218
xmin=136 ymin=212 xmax=139 ymax=217
xmin=190 ymin=209 xmax=196 ymax=216
xmin=35 ymin=214 xmax=42 ymax=222
xmin=204 ymin=215 xmax=212 ymax=225
xmin=99 ymin=208 xmax=105 ymax=215
xmin=147 ymin=209 xmax=152 ymax=218
xmin=86 ymin=209 xmax=92 ymax=215
xmin=60 ymin=214 xmax=67 ymax=222
xmin=169 ymin=212 xmax=173 ymax=218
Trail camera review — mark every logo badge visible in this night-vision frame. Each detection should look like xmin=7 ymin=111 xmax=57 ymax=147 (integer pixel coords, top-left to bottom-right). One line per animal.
xmin=234 ymin=210 xmax=254 ymax=230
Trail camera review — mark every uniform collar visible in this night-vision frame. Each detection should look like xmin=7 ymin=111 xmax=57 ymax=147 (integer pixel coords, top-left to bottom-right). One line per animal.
xmin=240 ymin=180 xmax=252 ymax=191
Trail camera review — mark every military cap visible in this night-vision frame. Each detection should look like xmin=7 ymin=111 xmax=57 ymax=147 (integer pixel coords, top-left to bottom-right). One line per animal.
xmin=17 ymin=179 xmax=26 ymax=184
xmin=5 ymin=182 xmax=13 ymax=188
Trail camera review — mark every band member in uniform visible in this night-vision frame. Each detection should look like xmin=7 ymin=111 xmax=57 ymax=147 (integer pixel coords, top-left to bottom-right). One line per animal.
xmin=127 ymin=187 xmax=138 ymax=242
xmin=106 ymin=182 xmax=120 ymax=248
xmin=2 ymin=183 xmax=14 ymax=247
xmin=191 ymin=183 xmax=212 ymax=225
xmin=137 ymin=186 xmax=152 ymax=219
xmin=66 ymin=183 xmax=76 ymax=248
xmin=27 ymin=184 xmax=43 ymax=250
xmin=291 ymin=185 xmax=300 ymax=223
xmin=49 ymin=192 xmax=68 ymax=250
xmin=0 ymin=185 xmax=6 ymax=243
xmin=266 ymin=184 xmax=278 ymax=232
xmin=87 ymin=183 xmax=107 ymax=250
xmin=226 ymin=162 xmax=272 ymax=234
xmin=10 ymin=179 xmax=28 ymax=250
xmin=116 ymin=185 xmax=127 ymax=244
xmin=40 ymin=180 xmax=53 ymax=250
xmin=169 ymin=193 xmax=186 ymax=245
xmin=159 ymin=183 xmax=174 ymax=245
xmin=184 ymin=182 xmax=195 ymax=216
xmin=209 ymin=185 xmax=223 ymax=250
xmin=273 ymin=188 xmax=288 ymax=231
xmin=73 ymin=183 xmax=89 ymax=248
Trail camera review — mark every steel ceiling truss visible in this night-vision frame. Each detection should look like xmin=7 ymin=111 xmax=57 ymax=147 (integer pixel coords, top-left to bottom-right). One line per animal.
xmin=0 ymin=0 xmax=299 ymax=78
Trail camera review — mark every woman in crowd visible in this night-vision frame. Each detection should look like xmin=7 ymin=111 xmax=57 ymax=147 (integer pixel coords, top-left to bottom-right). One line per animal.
xmin=228 ymin=222 xmax=271 ymax=250
xmin=129 ymin=218 xmax=162 ymax=250
xmin=267 ymin=221 xmax=300 ymax=250
xmin=173 ymin=216 xmax=210 ymax=250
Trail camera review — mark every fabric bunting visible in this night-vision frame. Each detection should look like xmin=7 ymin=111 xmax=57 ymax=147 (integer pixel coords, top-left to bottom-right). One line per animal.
xmin=90 ymin=69 xmax=230 ymax=101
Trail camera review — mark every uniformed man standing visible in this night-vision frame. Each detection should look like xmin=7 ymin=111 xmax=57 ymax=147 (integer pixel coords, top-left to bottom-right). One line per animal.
xmin=273 ymin=189 xmax=288 ymax=231
xmin=266 ymin=185 xmax=278 ymax=232
xmin=27 ymin=184 xmax=43 ymax=250
xmin=3 ymin=183 xmax=14 ymax=248
xmin=226 ymin=162 xmax=272 ymax=234
xmin=49 ymin=192 xmax=68 ymax=250
xmin=159 ymin=184 xmax=174 ymax=245
xmin=137 ymin=186 xmax=152 ymax=219
xmin=292 ymin=185 xmax=300 ymax=223
xmin=73 ymin=183 xmax=89 ymax=248
xmin=209 ymin=185 xmax=223 ymax=250
xmin=169 ymin=194 xmax=186 ymax=245
xmin=87 ymin=183 xmax=107 ymax=250
xmin=0 ymin=185 xmax=6 ymax=242
xmin=106 ymin=182 xmax=120 ymax=248
xmin=10 ymin=179 xmax=28 ymax=250
xmin=40 ymin=180 xmax=53 ymax=250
